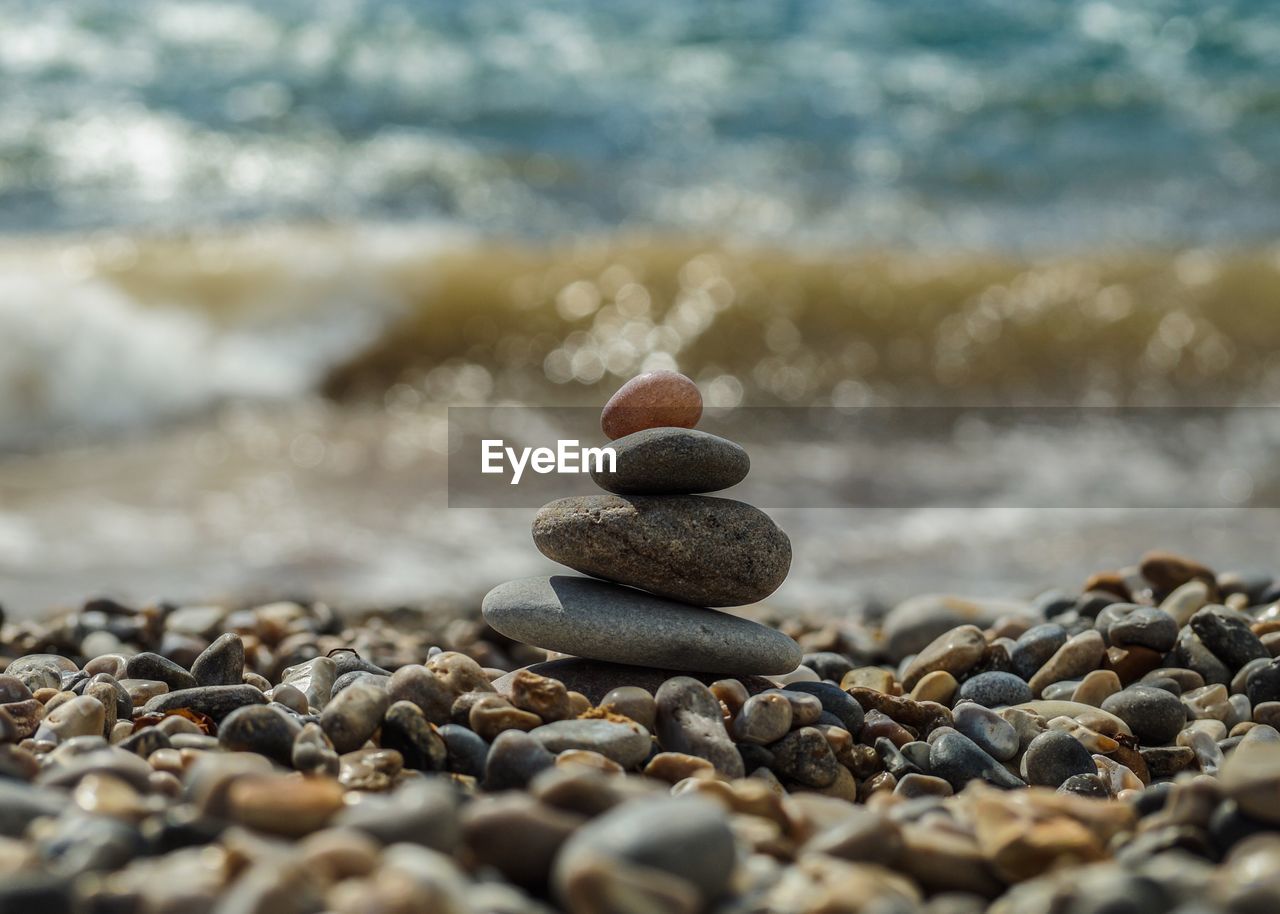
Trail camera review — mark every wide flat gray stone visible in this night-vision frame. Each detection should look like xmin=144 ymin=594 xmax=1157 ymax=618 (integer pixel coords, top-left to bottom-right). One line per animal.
xmin=482 ymin=576 xmax=801 ymax=675
xmin=532 ymin=494 xmax=791 ymax=607
xmin=591 ymin=427 xmax=749 ymax=495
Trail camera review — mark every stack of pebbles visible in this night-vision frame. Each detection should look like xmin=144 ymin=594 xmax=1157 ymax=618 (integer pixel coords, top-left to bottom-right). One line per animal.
xmin=483 ymin=370 xmax=802 ymax=698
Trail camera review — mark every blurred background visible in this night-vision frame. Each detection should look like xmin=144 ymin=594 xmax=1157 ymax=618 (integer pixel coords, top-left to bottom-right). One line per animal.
xmin=3 ymin=0 xmax=1280 ymax=617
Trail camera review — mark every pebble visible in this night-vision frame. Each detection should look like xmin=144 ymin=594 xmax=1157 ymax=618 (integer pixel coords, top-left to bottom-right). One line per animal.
xmin=280 ymin=656 xmax=338 ymax=711
xmin=142 ymin=684 xmax=266 ymax=721
xmin=437 ymin=724 xmax=489 ymax=779
xmin=531 ymin=495 xmax=791 ymax=607
xmin=503 ymin=669 xmax=573 ymax=722
xmin=591 ymin=427 xmax=749 ymax=495
xmin=529 ymin=719 xmax=651 ymax=769
xmin=1010 ymin=623 xmax=1070 ymax=681
xmin=190 ymin=632 xmax=245 ymax=687
xmin=781 ymin=681 xmax=865 ymax=734
xmin=953 ymin=702 xmax=1019 ymax=761
xmin=1028 ymin=630 xmax=1106 ymax=696
xmin=1108 ymin=606 xmax=1179 ymax=652
xmin=321 ymin=682 xmax=389 ymax=754
xmin=1189 ymin=606 xmax=1269 ymax=670
xmin=956 ymin=671 xmax=1033 ymax=708
xmin=1022 ymin=730 xmax=1097 ymax=787
xmin=462 ymin=794 xmax=584 ymax=891
xmin=483 ymin=576 xmax=801 ymax=675
xmin=1101 ymin=686 xmax=1187 ymax=745
xmin=124 ymin=653 xmax=199 ymax=692
xmin=292 ymin=722 xmax=340 ymax=777
xmin=770 ymin=726 xmax=840 ymax=787
xmin=37 ymin=695 xmax=106 ymax=742
xmin=484 ymin=729 xmax=557 ymax=791
xmin=599 ymin=686 xmax=657 ymax=730
xmin=928 ymin=728 xmax=1026 ymax=790
xmin=600 ymin=370 xmax=703 ymax=440
xmin=553 ymin=796 xmax=734 ymax=912
xmin=1071 ymin=669 xmax=1121 ymax=707
xmin=654 ymin=677 xmax=744 ymax=778
xmin=1172 ymin=627 xmax=1232 ymax=685
xmin=911 ymin=670 xmax=959 ymax=704
xmin=218 ymin=704 xmax=301 ymax=765
xmin=225 ymin=775 xmax=345 ymax=837
xmin=731 ymin=692 xmax=793 ymax=745
xmin=901 ymin=624 xmax=987 ymax=691
xmin=381 ymin=700 xmax=448 ymax=771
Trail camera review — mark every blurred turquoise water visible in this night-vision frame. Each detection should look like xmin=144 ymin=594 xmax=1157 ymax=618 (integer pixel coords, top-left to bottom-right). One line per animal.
xmin=3 ymin=0 xmax=1278 ymax=248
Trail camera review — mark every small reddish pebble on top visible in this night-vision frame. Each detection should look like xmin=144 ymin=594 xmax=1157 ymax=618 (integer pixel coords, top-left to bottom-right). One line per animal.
xmin=601 ymin=370 xmax=703 ymax=440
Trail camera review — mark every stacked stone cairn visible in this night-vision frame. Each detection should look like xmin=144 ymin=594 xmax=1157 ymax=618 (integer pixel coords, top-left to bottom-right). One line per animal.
xmin=483 ymin=370 xmax=803 ymax=694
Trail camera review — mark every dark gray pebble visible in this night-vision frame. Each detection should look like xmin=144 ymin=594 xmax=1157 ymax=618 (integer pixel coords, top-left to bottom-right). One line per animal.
xmin=779 ymin=681 xmax=864 ymax=734
xmin=1245 ymin=658 xmax=1280 ymax=706
xmin=769 ymin=726 xmax=839 ymax=788
xmin=218 ymin=704 xmax=301 ymax=765
xmin=590 ymin=427 xmax=749 ymax=495
xmin=125 ymin=653 xmax=198 ymax=692
xmin=484 ymin=729 xmax=556 ymax=791
xmin=439 ymin=723 xmax=490 ymax=778
xmin=141 ymin=684 xmax=266 ymax=722
xmin=1171 ymin=628 xmax=1232 ymax=686
xmin=1189 ymin=606 xmax=1269 ymax=670
xmin=190 ymin=633 xmax=245 ymax=687
xmin=803 ymin=652 xmax=855 ymax=683
xmin=1023 ymin=730 xmax=1096 ymax=788
xmin=1107 ymin=607 xmax=1179 ymax=653
xmin=1101 ymin=686 xmax=1187 ymax=745
xmin=927 ymin=728 xmax=1025 ymax=790
xmin=381 ymin=700 xmax=448 ymax=771
xmin=955 ymin=671 xmax=1032 ymax=708
xmin=1011 ymin=624 xmax=1069 ymax=681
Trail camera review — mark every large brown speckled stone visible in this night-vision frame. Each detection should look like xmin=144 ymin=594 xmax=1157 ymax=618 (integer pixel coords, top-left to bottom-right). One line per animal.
xmin=532 ymin=494 xmax=790 ymax=607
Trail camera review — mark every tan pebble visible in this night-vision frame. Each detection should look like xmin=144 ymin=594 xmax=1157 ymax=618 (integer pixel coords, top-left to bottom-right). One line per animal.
xmin=901 ymin=625 xmax=987 ymax=691
xmin=1179 ymin=719 xmax=1228 ymax=744
xmin=1231 ymin=721 xmax=1260 ymax=738
xmin=109 ymin=720 xmax=134 ymax=744
xmin=710 ymin=679 xmax=749 ymax=717
xmin=968 ymin=790 xmax=1104 ymax=882
xmin=426 ymin=651 xmax=495 ymax=696
xmin=149 ymin=748 xmax=185 ymax=774
xmin=599 ymin=686 xmax=656 ymax=730
xmin=860 ymin=771 xmax=897 ymax=800
xmin=338 ymin=748 xmax=404 ymax=791
xmin=748 ymin=766 xmax=786 ymax=796
xmin=556 ymin=749 xmax=624 ymax=774
xmin=1028 ymin=630 xmax=1106 ymax=697
xmin=299 ymin=828 xmax=382 ymax=882
xmin=1083 ymin=570 xmax=1132 ymax=600
xmin=567 ymin=691 xmax=592 ymax=717
xmin=910 ymin=670 xmax=958 ymax=705
xmin=811 ymin=765 xmax=859 ymax=802
xmin=644 ymin=752 xmax=718 ymax=784
xmin=148 ymin=770 xmax=182 ymax=797
xmin=1071 ymin=670 xmax=1121 ymax=707
xmin=814 ymin=724 xmax=852 ymax=757
xmin=1093 ymin=754 xmax=1143 ymax=793
xmin=1183 ymin=684 xmax=1232 ymax=722
xmin=601 ymin=370 xmax=702 ymax=440
xmin=506 ymin=669 xmax=572 ymax=722
xmin=840 ymin=667 xmax=896 ymax=693
xmin=1140 ymin=550 xmax=1216 ymax=597
xmin=41 ymin=694 xmax=105 ymax=741
xmin=226 ymin=775 xmax=345 ymax=837
xmin=469 ymin=695 xmax=542 ymax=742
xmin=33 ymin=688 xmax=61 ymax=705
xmin=74 ymin=773 xmax=148 ymax=820
xmin=1159 ymin=579 xmax=1210 ymax=627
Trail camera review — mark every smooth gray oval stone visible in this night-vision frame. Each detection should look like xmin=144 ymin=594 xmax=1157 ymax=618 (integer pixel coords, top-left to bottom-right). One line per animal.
xmin=482 ymin=575 xmax=802 ymax=675
xmin=529 ymin=719 xmax=651 ymax=769
xmin=531 ymin=495 xmax=790 ymax=607
xmin=591 ymin=427 xmax=749 ymax=495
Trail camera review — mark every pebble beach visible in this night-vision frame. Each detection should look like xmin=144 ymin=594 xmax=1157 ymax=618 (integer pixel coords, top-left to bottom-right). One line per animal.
xmin=5 ymin=375 xmax=1280 ymax=914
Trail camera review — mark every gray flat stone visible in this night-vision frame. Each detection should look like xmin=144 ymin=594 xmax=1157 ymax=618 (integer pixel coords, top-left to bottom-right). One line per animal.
xmin=532 ymin=495 xmax=790 ymax=607
xmin=591 ymin=427 xmax=749 ymax=495
xmin=482 ymin=575 xmax=801 ymax=675
xmin=492 ymin=658 xmax=777 ymax=705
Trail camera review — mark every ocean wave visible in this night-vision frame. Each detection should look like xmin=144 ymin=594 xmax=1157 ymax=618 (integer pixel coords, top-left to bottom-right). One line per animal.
xmin=4 ymin=228 xmax=1280 ymax=452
